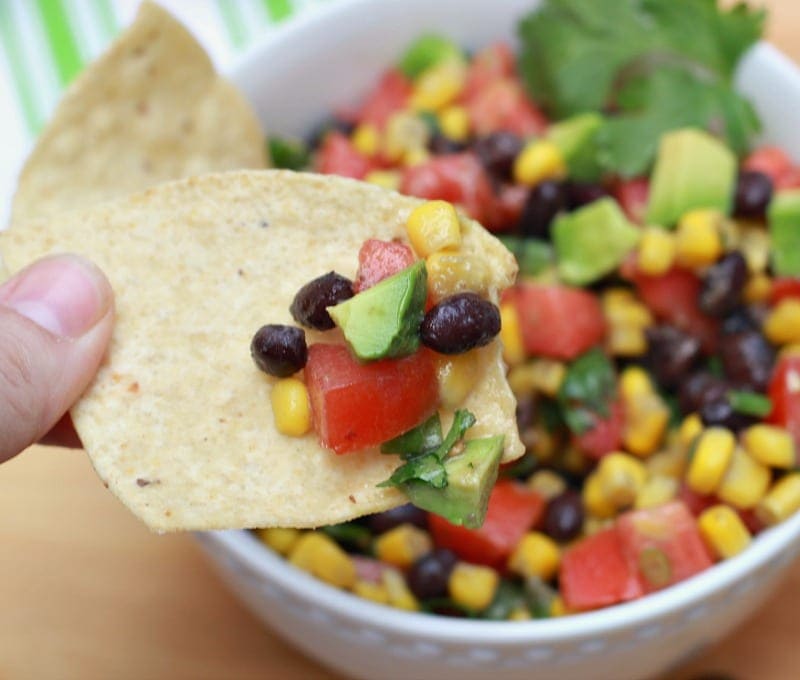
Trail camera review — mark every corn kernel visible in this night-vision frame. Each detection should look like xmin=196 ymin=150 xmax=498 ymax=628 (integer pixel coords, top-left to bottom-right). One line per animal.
xmin=597 ymin=452 xmax=648 ymax=509
xmin=698 ymin=505 xmax=751 ymax=559
xmin=764 ymin=298 xmax=800 ymax=345
xmin=384 ymin=110 xmax=430 ymax=162
xmin=608 ymin=324 xmax=648 ymax=357
xmin=381 ymin=568 xmax=420 ymax=611
xmin=741 ymin=424 xmax=796 ymax=469
xmin=645 ymin=445 xmax=688 ymax=479
xmin=716 ymin=447 xmax=771 ymax=510
xmin=779 ymin=343 xmax=800 ymax=360
xmin=635 ymin=475 xmax=679 ymax=509
xmin=403 ymin=146 xmax=431 ymax=167
xmin=743 ymin=273 xmax=772 ymax=303
xmin=351 ymin=122 xmax=380 ymax=157
xmin=508 ymin=358 xmax=566 ymax=397
xmin=527 ymin=469 xmax=567 ymax=500
xmin=438 ymin=351 xmax=482 ymax=410
xmin=637 ymin=227 xmax=677 ymax=276
xmin=583 ymin=472 xmax=617 ymax=519
xmin=624 ymin=395 xmax=670 ymax=457
xmin=288 ymin=532 xmax=356 ymax=589
xmin=509 ymin=607 xmax=532 ymax=621
xmin=525 ymin=425 xmax=559 ymax=463
xmin=448 ymin=562 xmax=499 ymax=611
xmin=500 ymin=302 xmax=525 ymax=367
xmin=410 ymin=60 xmax=466 ymax=112
xmin=550 ymin=595 xmax=568 ymax=617
xmin=620 ymin=366 xmax=655 ymax=400
xmin=353 ymin=580 xmax=390 ymax=604
xmin=365 ymin=170 xmax=401 ymax=191
xmin=426 ymin=250 xmax=490 ymax=301
xmin=438 ymin=105 xmax=470 ymax=141
xmin=739 ymin=224 xmax=771 ymax=273
xmin=561 ymin=444 xmax=590 ymax=476
xmin=513 ymin=140 xmax=567 ymax=187
xmin=271 ymin=378 xmax=311 ymax=437
xmin=675 ymin=209 xmax=724 ymax=268
xmin=686 ymin=427 xmax=735 ymax=495
xmin=406 ymin=199 xmax=461 ymax=257
xmin=678 ymin=413 xmax=703 ymax=449
xmin=583 ymin=516 xmax=615 ymax=535
xmin=257 ymin=527 xmax=301 ymax=555
xmin=374 ymin=523 xmax=433 ymax=569
xmin=508 ymin=532 xmax=561 ymax=581
xmin=757 ymin=473 xmax=800 ymax=526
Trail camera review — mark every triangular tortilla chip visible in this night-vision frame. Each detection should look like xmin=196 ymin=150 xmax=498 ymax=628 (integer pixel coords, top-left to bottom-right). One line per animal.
xmin=10 ymin=2 xmax=266 ymax=225
xmin=2 ymin=171 xmax=522 ymax=531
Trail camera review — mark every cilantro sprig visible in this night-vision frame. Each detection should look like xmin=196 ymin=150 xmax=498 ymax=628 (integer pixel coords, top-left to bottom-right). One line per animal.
xmin=518 ymin=0 xmax=765 ymax=176
xmin=557 ymin=348 xmax=616 ymax=434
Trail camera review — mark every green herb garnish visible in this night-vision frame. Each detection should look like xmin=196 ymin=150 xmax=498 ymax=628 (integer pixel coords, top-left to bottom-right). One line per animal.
xmin=268 ymin=137 xmax=311 ymax=170
xmin=728 ymin=389 xmax=773 ymax=417
xmin=557 ymin=347 xmax=616 ymax=434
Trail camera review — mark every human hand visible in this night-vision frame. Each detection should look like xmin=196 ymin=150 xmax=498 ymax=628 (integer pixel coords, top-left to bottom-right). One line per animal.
xmin=0 ymin=254 xmax=114 ymax=463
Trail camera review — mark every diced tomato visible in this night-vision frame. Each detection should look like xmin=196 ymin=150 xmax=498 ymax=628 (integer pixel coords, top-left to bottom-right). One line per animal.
xmin=627 ymin=266 xmax=719 ymax=353
xmin=305 ymin=344 xmax=438 ymax=454
xmin=486 ymin=183 xmax=528 ymax=232
xmin=767 ymin=355 xmax=800 ymax=449
xmin=777 ymin=167 xmax=800 ymax=190
xmin=428 ymin=480 xmax=545 ymax=569
xmin=315 ymin=131 xmax=376 ymax=180
xmin=770 ymin=277 xmax=800 ymax=305
xmin=560 ymin=527 xmax=644 ymax=611
xmin=353 ymin=239 xmax=416 ymax=293
xmin=743 ymin=146 xmax=793 ymax=186
xmin=357 ymin=69 xmax=412 ymax=130
xmin=462 ymin=43 xmax=515 ymax=101
xmin=466 ymin=78 xmax=547 ymax=138
xmin=677 ymin=483 xmax=717 ymax=517
xmin=400 ymin=153 xmax=494 ymax=224
xmin=613 ymin=177 xmax=650 ymax=225
xmin=573 ymin=398 xmax=625 ymax=460
xmin=503 ymin=282 xmax=606 ymax=360
xmin=616 ymin=501 xmax=712 ymax=594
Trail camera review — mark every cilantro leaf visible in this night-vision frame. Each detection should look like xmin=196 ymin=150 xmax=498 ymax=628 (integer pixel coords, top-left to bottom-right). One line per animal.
xmin=378 ymin=453 xmax=448 ymax=489
xmin=557 ymin=348 xmax=616 ymax=435
xmin=381 ymin=413 xmax=443 ymax=458
xmin=727 ymin=390 xmax=773 ymax=417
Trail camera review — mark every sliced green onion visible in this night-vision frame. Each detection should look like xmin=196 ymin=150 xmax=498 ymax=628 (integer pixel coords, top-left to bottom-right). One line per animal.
xmin=727 ymin=390 xmax=773 ymax=417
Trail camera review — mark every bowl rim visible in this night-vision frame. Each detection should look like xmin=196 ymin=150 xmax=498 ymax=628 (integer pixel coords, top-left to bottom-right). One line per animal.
xmin=209 ymin=0 xmax=800 ymax=644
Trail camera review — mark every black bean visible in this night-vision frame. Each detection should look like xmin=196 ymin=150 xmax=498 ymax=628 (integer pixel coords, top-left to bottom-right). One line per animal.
xmin=518 ymin=180 xmax=567 ymax=239
xmin=472 ymin=132 xmax=523 ymax=182
xmin=367 ymin=504 xmax=428 ymax=534
xmin=429 ymin=132 xmax=467 ymax=155
xmin=290 ymin=271 xmax=354 ymax=330
xmin=734 ymin=170 xmax=773 ymax=220
xmin=420 ymin=293 xmax=501 ymax=354
xmin=721 ymin=306 xmax=759 ymax=334
xmin=645 ymin=324 xmax=702 ymax=388
xmin=407 ymin=548 xmax=458 ymax=600
xmin=700 ymin=397 xmax=756 ymax=432
xmin=250 ymin=325 xmax=307 ymax=377
xmin=699 ymin=252 xmax=748 ymax=317
xmin=678 ymin=371 xmax=729 ymax=415
xmin=719 ymin=330 xmax=775 ymax=391
xmin=565 ymin=181 xmax=608 ymax=210
xmin=306 ymin=117 xmax=356 ymax=148
xmin=515 ymin=394 xmax=538 ymax=433
xmin=543 ymin=490 xmax=584 ymax=542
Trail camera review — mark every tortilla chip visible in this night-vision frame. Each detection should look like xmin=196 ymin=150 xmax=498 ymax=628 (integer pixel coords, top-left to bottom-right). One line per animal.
xmin=10 ymin=2 xmax=266 ymax=225
xmin=2 ymin=171 xmax=521 ymax=531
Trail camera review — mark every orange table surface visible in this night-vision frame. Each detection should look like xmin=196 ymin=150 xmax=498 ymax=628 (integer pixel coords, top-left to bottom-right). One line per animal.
xmin=3 ymin=2 xmax=800 ymax=679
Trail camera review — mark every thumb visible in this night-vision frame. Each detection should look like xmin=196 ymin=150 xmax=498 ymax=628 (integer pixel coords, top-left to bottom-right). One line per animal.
xmin=0 ymin=254 xmax=114 ymax=463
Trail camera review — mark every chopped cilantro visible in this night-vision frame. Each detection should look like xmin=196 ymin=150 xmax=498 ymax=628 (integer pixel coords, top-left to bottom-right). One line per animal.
xmin=728 ymin=389 xmax=773 ymax=417
xmin=557 ymin=348 xmax=616 ymax=434
xmin=268 ymin=137 xmax=311 ymax=170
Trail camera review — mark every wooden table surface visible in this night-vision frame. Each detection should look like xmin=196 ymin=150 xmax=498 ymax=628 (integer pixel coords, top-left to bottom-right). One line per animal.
xmin=3 ymin=3 xmax=800 ymax=679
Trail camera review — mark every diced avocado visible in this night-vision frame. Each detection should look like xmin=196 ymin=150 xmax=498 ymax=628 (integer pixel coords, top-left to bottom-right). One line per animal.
xmin=769 ymin=190 xmax=800 ymax=275
xmin=398 ymin=34 xmax=464 ymax=79
xmin=553 ymin=197 xmax=640 ymax=285
xmin=328 ymin=260 xmax=427 ymax=361
xmin=497 ymin=235 xmax=553 ymax=276
xmin=402 ymin=435 xmax=504 ymax=529
xmin=267 ymin=137 xmax=310 ymax=170
xmin=645 ymin=128 xmax=736 ymax=227
xmin=546 ymin=112 xmax=604 ymax=182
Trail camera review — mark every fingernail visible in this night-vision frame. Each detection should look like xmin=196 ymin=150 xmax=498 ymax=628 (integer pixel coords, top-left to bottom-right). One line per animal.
xmin=0 ymin=254 xmax=112 ymax=338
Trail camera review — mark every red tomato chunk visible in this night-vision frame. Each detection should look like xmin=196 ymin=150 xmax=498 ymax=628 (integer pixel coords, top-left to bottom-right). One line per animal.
xmin=357 ymin=68 xmax=412 ymax=130
xmin=316 ymin=131 xmax=376 ymax=180
xmin=305 ymin=344 xmax=438 ymax=454
xmin=574 ymin=398 xmax=625 ymax=460
xmin=768 ymin=355 xmax=800 ymax=451
xmin=353 ymin=239 xmax=416 ymax=293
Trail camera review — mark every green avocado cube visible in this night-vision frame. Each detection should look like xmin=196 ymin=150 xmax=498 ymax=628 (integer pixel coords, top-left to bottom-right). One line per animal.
xmin=769 ymin=190 xmax=800 ymax=276
xmin=547 ymin=112 xmax=604 ymax=183
xmin=398 ymin=34 xmax=464 ymax=79
xmin=553 ymin=197 xmax=640 ymax=286
xmin=327 ymin=260 xmax=427 ymax=361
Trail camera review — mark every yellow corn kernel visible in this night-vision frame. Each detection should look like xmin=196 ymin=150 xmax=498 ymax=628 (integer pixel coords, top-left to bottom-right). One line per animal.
xmin=739 ymin=224 xmax=771 ymax=274
xmin=351 ymin=122 xmax=380 ymax=157
xmin=288 ymin=532 xmax=356 ymax=589
xmin=513 ymin=140 xmax=567 ymax=187
xmin=438 ymin=351 xmax=482 ymax=410
xmin=403 ymin=146 xmax=431 ymax=167
xmin=365 ymin=169 xmax=401 ymax=191
xmin=583 ymin=516 xmax=614 ymax=536
xmin=384 ymin=110 xmax=430 ymax=162
xmin=583 ymin=472 xmax=617 ymax=519
xmin=509 ymin=607 xmax=532 ymax=621
xmin=508 ymin=532 xmax=561 ymax=581
xmin=257 ymin=527 xmax=301 ymax=555
xmin=686 ymin=427 xmax=735 ymax=495
xmin=741 ymin=424 xmax=796 ymax=469
xmin=374 ymin=523 xmax=433 ymax=569
xmin=525 ymin=425 xmax=559 ymax=463
xmin=743 ymin=273 xmax=772 ymax=303
xmin=608 ymin=324 xmax=648 ymax=357
xmin=779 ymin=343 xmax=800 ymax=360
xmin=561 ymin=444 xmax=590 ymax=476
xmin=756 ymin=473 xmax=800 ymax=526
xmin=620 ymin=366 xmax=655 ymax=400
xmin=675 ymin=209 xmax=724 ymax=268
xmin=410 ymin=60 xmax=466 ymax=112
xmin=764 ymin=298 xmax=800 ymax=345
xmin=624 ymin=395 xmax=670 ymax=457
xmin=352 ymin=580 xmax=390 ymax=605
xmin=678 ymin=413 xmax=703 ymax=449
xmin=596 ymin=452 xmax=648 ymax=509
xmin=715 ymin=446 xmax=771 ymax=510
xmin=426 ymin=250 xmax=490 ymax=301
xmin=406 ymin=199 xmax=461 ymax=257
xmin=508 ymin=358 xmax=567 ymax=398
xmin=271 ymin=378 xmax=311 ymax=437
xmin=500 ymin=302 xmax=525 ymax=367
xmin=438 ymin=105 xmax=470 ymax=141
xmin=645 ymin=445 xmax=688 ymax=479
xmin=448 ymin=562 xmax=499 ymax=611
xmin=635 ymin=475 xmax=679 ymax=509
xmin=381 ymin=568 xmax=420 ymax=611
xmin=698 ymin=505 xmax=752 ymax=559
xmin=637 ymin=227 xmax=677 ymax=276
xmin=550 ymin=595 xmax=568 ymax=617
xmin=527 ymin=469 xmax=567 ymax=500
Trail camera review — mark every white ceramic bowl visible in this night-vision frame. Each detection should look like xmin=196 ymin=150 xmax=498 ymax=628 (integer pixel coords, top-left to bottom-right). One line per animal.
xmin=196 ymin=2 xmax=800 ymax=679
